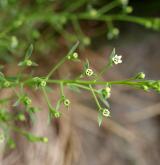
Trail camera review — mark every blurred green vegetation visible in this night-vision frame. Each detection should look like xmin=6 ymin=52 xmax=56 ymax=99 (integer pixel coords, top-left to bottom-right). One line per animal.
xmin=0 ymin=0 xmax=160 ymax=63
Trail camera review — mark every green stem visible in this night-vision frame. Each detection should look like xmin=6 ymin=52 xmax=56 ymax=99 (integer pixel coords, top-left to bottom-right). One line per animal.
xmin=42 ymin=87 xmax=52 ymax=109
xmin=98 ymin=0 xmax=121 ymax=14
xmin=68 ymin=83 xmax=98 ymax=93
xmin=96 ymin=63 xmax=111 ymax=80
xmin=46 ymin=41 xmax=79 ymax=79
xmin=60 ymin=82 xmax=65 ymax=96
xmin=89 ymin=84 xmax=101 ymax=109
xmin=75 ymin=13 xmax=151 ymax=26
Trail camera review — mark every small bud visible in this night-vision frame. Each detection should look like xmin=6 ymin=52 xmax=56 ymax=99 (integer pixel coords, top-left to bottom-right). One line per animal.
xmin=101 ymin=87 xmax=111 ymax=99
xmin=112 ymin=28 xmax=119 ymax=36
xmin=135 ymin=72 xmax=145 ymax=79
xmin=105 ymin=87 xmax=111 ymax=93
xmin=67 ymin=52 xmax=79 ymax=60
xmin=54 ymin=111 xmax=61 ymax=118
xmin=85 ymin=68 xmax=94 ymax=76
xmin=25 ymin=60 xmax=32 ymax=66
xmin=102 ymin=108 xmax=110 ymax=117
xmin=142 ymin=85 xmax=149 ymax=91
xmin=23 ymin=96 xmax=32 ymax=106
xmin=72 ymin=52 xmax=78 ymax=59
xmin=144 ymin=21 xmax=152 ymax=28
xmin=42 ymin=137 xmax=48 ymax=143
xmin=63 ymin=99 xmax=70 ymax=107
xmin=82 ymin=37 xmax=91 ymax=46
xmin=89 ymin=9 xmax=98 ymax=17
xmin=124 ymin=6 xmax=133 ymax=13
xmin=18 ymin=114 xmax=26 ymax=121
xmin=40 ymin=80 xmax=47 ymax=87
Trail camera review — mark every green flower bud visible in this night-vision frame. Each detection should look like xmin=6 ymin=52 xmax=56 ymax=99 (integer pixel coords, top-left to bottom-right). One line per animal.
xmin=40 ymin=80 xmax=47 ymax=87
xmin=112 ymin=28 xmax=119 ymax=36
xmin=83 ymin=37 xmax=91 ymax=46
xmin=107 ymin=28 xmax=119 ymax=40
xmin=100 ymin=108 xmax=110 ymax=117
xmin=101 ymin=87 xmax=111 ymax=99
xmin=72 ymin=52 xmax=78 ymax=59
xmin=145 ymin=21 xmax=152 ymax=28
xmin=42 ymin=137 xmax=48 ymax=143
xmin=63 ymin=99 xmax=70 ymax=107
xmin=18 ymin=114 xmax=26 ymax=121
xmin=67 ymin=52 xmax=79 ymax=60
xmin=135 ymin=72 xmax=145 ymax=79
xmin=124 ymin=6 xmax=133 ymax=13
xmin=25 ymin=60 xmax=32 ymax=66
xmin=142 ymin=85 xmax=149 ymax=91
xmin=23 ymin=96 xmax=32 ymax=106
xmin=89 ymin=9 xmax=98 ymax=17
xmin=54 ymin=111 xmax=61 ymax=118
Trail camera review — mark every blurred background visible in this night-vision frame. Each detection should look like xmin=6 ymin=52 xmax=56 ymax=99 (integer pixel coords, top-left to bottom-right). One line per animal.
xmin=0 ymin=0 xmax=160 ymax=165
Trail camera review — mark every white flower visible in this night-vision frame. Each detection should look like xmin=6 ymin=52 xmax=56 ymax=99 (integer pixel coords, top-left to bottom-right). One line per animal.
xmin=105 ymin=87 xmax=111 ymax=93
xmin=112 ymin=55 xmax=122 ymax=65
xmin=102 ymin=108 xmax=110 ymax=117
xmin=85 ymin=68 xmax=94 ymax=76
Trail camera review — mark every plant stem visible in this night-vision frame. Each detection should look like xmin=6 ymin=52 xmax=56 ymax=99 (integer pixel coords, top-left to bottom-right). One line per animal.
xmin=60 ymin=82 xmax=64 ymax=96
xmin=46 ymin=41 xmax=79 ymax=79
xmin=98 ymin=0 xmax=121 ymax=14
xmin=89 ymin=84 xmax=101 ymax=109
xmin=42 ymin=87 xmax=52 ymax=109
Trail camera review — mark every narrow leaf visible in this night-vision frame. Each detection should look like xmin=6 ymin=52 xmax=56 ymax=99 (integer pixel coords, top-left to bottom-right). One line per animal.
xmin=25 ymin=44 xmax=33 ymax=60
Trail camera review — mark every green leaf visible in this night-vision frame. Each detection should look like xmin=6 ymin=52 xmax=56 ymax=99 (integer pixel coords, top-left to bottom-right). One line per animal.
xmin=84 ymin=59 xmax=90 ymax=69
xmin=110 ymin=48 xmax=116 ymax=58
xmin=98 ymin=112 xmax=103 ymax=127
xmin=25 ymin=44 xmax=33 ymax=60
xmin=25 ymin=133 xmax=45 ymax=142
xmin=0 ymin=72 xmax=5 ymax=79
xmin=108 ymin=48 xmax=116 ymax=66
xmin=67 ymin=41 xmax=79 ymax=57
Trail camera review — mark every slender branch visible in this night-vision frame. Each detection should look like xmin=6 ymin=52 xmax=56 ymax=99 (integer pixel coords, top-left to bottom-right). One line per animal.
xmin=89 ymin=84 xmax=101 ymax=109
xmin=46 ymin=41 xmax=79 ymax=79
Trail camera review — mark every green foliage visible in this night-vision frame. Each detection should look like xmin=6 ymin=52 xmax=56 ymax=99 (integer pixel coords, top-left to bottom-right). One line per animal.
xmin=0 ymin=42 xmax=160 ymax=146
xmin=0 ymin=0 xmax=160 ymax=148
xmin=0 ymin=0 xmax=160 ymax=62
